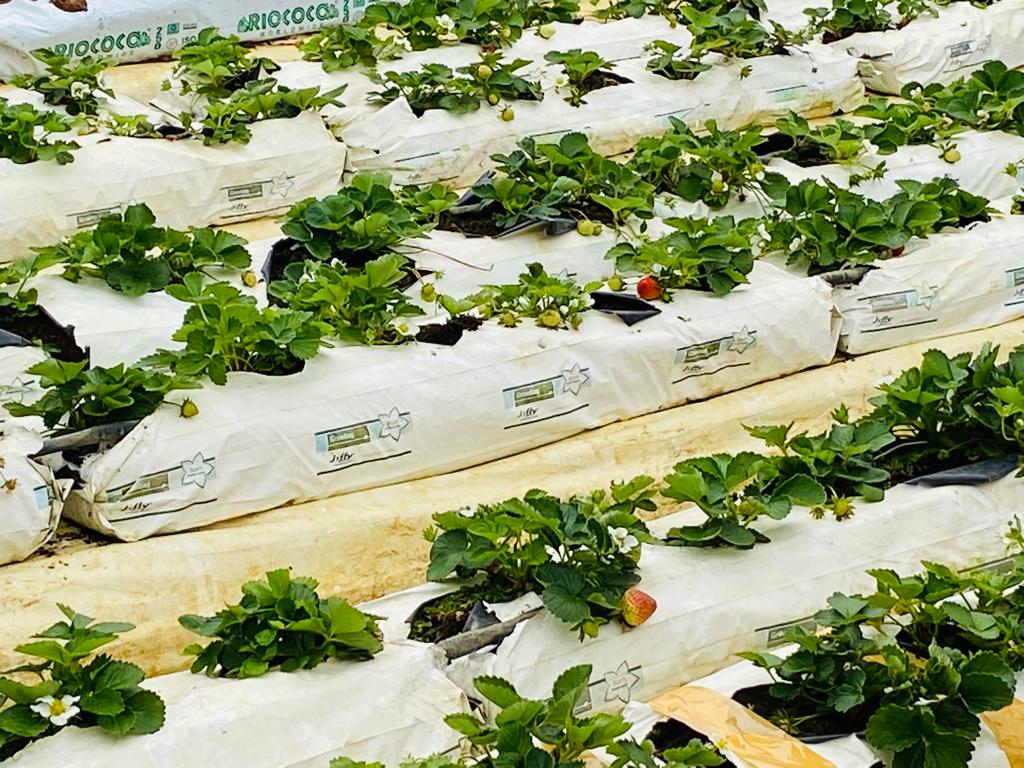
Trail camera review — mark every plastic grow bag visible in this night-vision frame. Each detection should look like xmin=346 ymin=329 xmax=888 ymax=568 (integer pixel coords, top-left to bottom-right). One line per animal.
xmin=833 ymin=216 xmax=1024 ymax=355
xmin=0 ymin=428 xmax=66 ymax=566
xmin=0 ymin=110 xmax=346 ymax=264
xmin=5 ymin=643 xmax=467 ymax=768
xmin=842 ymin=0 xmax=1024 ymax=95
xmin=438 ymin=474 xmax=1023 ymax=715
xmin=0 ymin=0 xmax=384 ymax=79
xmin=612 ymin=652 xmax=1024 ymax=767
xmin=274 ymin=19 xmax=863 ymax=186
xmin=58 ymin=257 xmax=836 ymax=540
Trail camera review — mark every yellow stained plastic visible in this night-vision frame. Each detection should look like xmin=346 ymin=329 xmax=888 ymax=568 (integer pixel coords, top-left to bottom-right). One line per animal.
xmin=649 ymin=686 xmax=835 ymax=768
xmin=983 ymin=699 xmax=1024 ymax=767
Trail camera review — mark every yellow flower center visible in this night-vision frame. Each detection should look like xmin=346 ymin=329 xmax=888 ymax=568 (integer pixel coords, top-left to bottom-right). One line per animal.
xmin=49 ymin=699 xmax=66 ymax=717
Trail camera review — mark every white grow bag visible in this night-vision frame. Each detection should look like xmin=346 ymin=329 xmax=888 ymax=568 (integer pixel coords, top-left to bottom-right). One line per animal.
xmin=0 ymin=0 xmax=379 ymax=79
xmin=842 ymin=0 xmax=1024 ymax=95
xmin=57 ymin=251 xmax=835 ymax=539
xmin=0 ymin=428 xmax=65 ymax=566
xmin=6 ymin=643 xmax=466 ymax=768
xmin=274 ymin=18 xmax=863 ymax=186
xmin=654 ymin=130 xmax=1024 ymax=355
xmin=613 ymin=652 xmax=1024 ymax=767
xmin=436 ymin=475 xmax=1022 ymax=715
xmin=0 ymin=109 xmax=346 ymax=264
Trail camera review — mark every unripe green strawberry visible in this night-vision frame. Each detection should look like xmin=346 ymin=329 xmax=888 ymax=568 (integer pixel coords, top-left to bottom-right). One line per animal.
xmin=180 ymin=399 xmax=199 ymax=419
xmin=621 ymin=587 xmax=656 ymax=628
xmin=592 ymin=222 xmax=603 ymax=236
xmin=487 ymin=93 xmax=500 ymax=106
xmin=607 ymin=275 xmax=624 ymax=291
xmin=538 ymin=23 xmax=556 ymax=39
xmin=420 ymin=283 xmax=437 ymax=302
xmin=241 ymin=270 xmax=258 ymax=288
xmin=538 ymin=309 xmax=562 ymax=327
xmin=942 ymin=146 xmax=961 ymax=163
xmin=477 ymin=64 xmax=493 ymax=80
xmin=500 ymin=107 xmax=515 ymax=121
xmin=576 ymin=219 xmax=595 ymax=236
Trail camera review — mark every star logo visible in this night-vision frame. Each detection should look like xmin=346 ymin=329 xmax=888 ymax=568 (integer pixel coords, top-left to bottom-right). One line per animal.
xmin=728 ymin=326 xmax=758 ymax=355
xmin=0 ymin=376 xmax=35 ymax=404
xmin=561 ymin=364 xmax=590 ymax=396
xmin=179 ymin=452 xmax=216 ymax=488
xmin=269 ymin=173 xmax=295 ymax=198
xmin=914 ymin=284 xmax=939 ymax=310
xmin=377 ymin=407 xmax=411 ymax=441
xmin=602 ymin=661 xmax=641 ymax=704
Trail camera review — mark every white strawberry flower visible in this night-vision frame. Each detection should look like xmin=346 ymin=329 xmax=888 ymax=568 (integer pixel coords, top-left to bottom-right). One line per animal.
xmin=976 ymin=109 xmax=986 ymax=118
xmin=457 ymin=505 xmax=477 ymax=517
xmin=30 ymin=695 xmax=80 ymax=727
xmin=554 ymin=73 xmax=570 ymax=89
xmin=610 ymin=526 xmax=639 ymax=554
xmin=70 ymin=81 xmax=90 ymax=99
xmin=710 ymin=170 xmax=724 ymax=185
xmin=754 ymin=170 xmax=765 ymax=181
xmin=751 ymin=242 xmax=762 ymax=258
xmin=544 ymin=544 xmax=567 ymax=562
xmin=757 ymin=222 xmax=770 ymax=240
xmin=789 ymin=236 xmax=804 ymax=252
xmin=437 ymin=14 xmax=455 ymax=33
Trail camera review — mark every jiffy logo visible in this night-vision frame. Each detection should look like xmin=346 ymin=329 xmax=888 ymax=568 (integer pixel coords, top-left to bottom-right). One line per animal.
xmin=105 ymin=452 xmax=217 ymax=505
xmin=864 ymin=285 xmax=939 ymax=314
xmin=574 ymin=661 xmax=643 ymax=714
xmin=503 ymin=363 xmax=591 ymax=428
xmin=673 ymin=326 xmax=757 ymax=384
xmin=315 ymin=407 xmax=413 ymax=475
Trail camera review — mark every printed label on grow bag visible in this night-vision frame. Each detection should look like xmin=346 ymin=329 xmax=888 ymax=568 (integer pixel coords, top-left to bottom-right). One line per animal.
xmin=945 ymin=35 xmax=991 ymax=70
xmin=672 ymin=326 xmax=758 ymax=385
xmin=70 ymin=203 xmax=128 ymax=230
xmin=501 ymin=363 xmax=592 ymax=429
xmin=857 ymin=284 xmax=940 ymax=334
xmin=103 ymin=452 xmax=217 ymax=522
xmin=314 ymin=407 xmax=413 ymax=476
xmin=756 ymin=615 xmax=817 ymax=649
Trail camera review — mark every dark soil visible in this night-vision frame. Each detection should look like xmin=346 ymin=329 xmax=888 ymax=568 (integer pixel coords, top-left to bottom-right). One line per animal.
xmin=579 ymin=69 xmax=633 ymax=97
xmin=438 ymin=198 xmax=615 ymax=238
xmin=733 ymin=685 xmax=873 ymax=741
xmin=0 ymin=306 xmax=87 ymax=362
xmin=415 ymin=314 xmax=483 ymax=346
xmin=647 ymin=719 xmax=737 ymax=767
xmin=408 ymin=582 xmax=517 ymax=643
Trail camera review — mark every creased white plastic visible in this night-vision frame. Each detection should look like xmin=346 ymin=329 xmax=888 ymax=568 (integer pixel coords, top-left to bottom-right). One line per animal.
xmin=443 ymin=476 xmax=1022 ymax=717
xmin=0 ymin=0 xmax=380 ymax=78
xmin=842 ymin=0 xmax=1024 ymax=94
xmin=6 ymin=643 xmax=467 ymax=768
xmin=0 ymin=112 xmax=345 ymax=263
xmin=273 ymin=19 xmax=863 ymax=186
xmin=59 ymin=248 xmax=836 ymax=539
xmin=0 ymin=428 xmax=65 ymax=566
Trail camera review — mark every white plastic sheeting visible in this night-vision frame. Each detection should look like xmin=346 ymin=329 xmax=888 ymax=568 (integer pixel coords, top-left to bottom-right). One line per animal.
xmin=439 ymin=475 xmax=1021 ymax=715
xmin=0 ymin=0 xmax=371 ymax=78
xmin=272 ymin=17 xmax=864 ymax=185
xmin=0 ymin=109 xmax=346 ymax=263
xmin=6 ymin=643 xmax=467 ymax=768
xmin=0 ymin=427 xmax=65 ymax=566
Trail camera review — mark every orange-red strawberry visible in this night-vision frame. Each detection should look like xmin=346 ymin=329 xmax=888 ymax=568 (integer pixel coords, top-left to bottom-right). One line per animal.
xmin=621 ymin=587 xmax=656 ymax=628
xmin=636 ymin=276 xmax=661 ymax=301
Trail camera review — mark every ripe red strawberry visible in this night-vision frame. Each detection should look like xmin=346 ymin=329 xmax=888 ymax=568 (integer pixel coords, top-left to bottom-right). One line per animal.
xmin=621 ymin=588 xmax=657 ymax=628
xmin=636 ymin=275 xmax=661 ymax=301
xmin=890 ymin=245 xmax=906 ymax=258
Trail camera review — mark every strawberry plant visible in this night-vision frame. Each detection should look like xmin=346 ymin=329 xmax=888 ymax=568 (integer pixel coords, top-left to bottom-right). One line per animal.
xmin=853 ymin=97 xmax=960 ymax=153
xmin=0 ymin=98 xmax=78 ymax=165
xmin=423 ymin=478 xmax=656 ymax=638
xmin=543 ymin=49 xmax=623 ymax=107
xmin=188 ymin=79 xmax=346 ymax=146
xmin=917 ymin=62 xmax=1024 ymax=135
xmin=605 ymin=216 xmax=756 ymax=298
xmin=661 ymin=452 xmax=827 ymax=548
xmin=805 ymin=0 xmax=932 ymax=43
xmin=36 ymin=204 xmax=251 ymax=296
xmin=627 ymin=118 xmax=784 ymax=209
xmin=772 ymin=112 xmax=874 ymax=165
xmin=280 ymin=172 xmax=428 ymax=263
xmin=595 ymin=0 xmax=765 ymax=22
xmin=370 ymin=54 xmax=543 ymax=115
xmin=471 ymin=262 xmax=598 ymax=330
xmin=644 ymin=40 xmax=711 ymax=81
xmin=683 ymin=7 xmax=790 ymax=60
xmin=12 ymin=48 xmax=114 ymax=118
xmin=5 ymin=359 xmax=194 ymax=433
xmin=456 ymin=132 xmax=654 ymax=232
xmin=180 ymin=569 xmax=383 ymax=678
xmin=165 ymin=27 xmax=279 ymax=99
xmin=300 ymin=24 xmax=410 ymax=72
xmin=394 ymin=181 xmax=459 ymax=223
xmin=0 ymin=605 xmax=165 ymax=760
xmin=270 ymin=254 xmax=424 ymax=345
xmin=143 ymin=274 xmax=331 ymax=385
